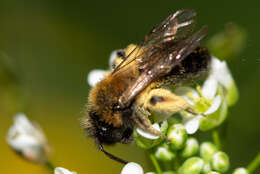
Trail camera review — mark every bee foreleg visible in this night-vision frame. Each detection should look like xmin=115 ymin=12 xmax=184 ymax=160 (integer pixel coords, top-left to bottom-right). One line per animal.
xmin=132 ymin=110 xmax=170 ymax=143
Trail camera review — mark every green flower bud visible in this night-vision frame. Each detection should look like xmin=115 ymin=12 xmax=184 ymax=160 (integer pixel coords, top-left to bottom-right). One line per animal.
xmin=226 ymin=80 xmax=239 ymax=106
xmin=134 ymin=121 xmax=168 ymax=149
xmin=134 ymin=132 xmax=162 ymax=149
xmin=232 ymin=168 xmax=249 ymax=174
xmin=155 ymin=144 xmax=176 ymax=162
xmin=206 ymin=171 xmax=221 ymax=174
xmin=178 ymin=157 xmax=204 ymax=174
xmin=200 ymin=142 xmax=218 ymax=161
xmin=163 ymin=171 xmax=177 ymax=174
xmin=202 ymin=162 xmax=212 ymax=173
xmin=211 ymin=152 xmax=230 ymax=173
xmin=181 ymin=137 xmax=199 ymax=158
xmin=167 ymin=124 xmax=187 ymax=150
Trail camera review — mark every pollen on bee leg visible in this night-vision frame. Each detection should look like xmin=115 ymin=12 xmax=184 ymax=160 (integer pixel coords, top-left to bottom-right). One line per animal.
xmin=142 ymin=88 xmax=191 ymax=118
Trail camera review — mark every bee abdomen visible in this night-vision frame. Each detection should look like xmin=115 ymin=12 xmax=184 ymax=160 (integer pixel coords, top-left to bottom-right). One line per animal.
xmin=160 ymin=47 xmax=211 ymax=86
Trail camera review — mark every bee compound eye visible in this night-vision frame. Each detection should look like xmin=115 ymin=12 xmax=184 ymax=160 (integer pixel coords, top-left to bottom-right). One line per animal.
xmin=116 ymin=50 xmax=126 ymax=59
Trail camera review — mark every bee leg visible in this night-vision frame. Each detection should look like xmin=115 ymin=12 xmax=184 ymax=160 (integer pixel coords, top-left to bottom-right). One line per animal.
xmin=133 ymin=111 xmax=171 ymax=143
xmin=143 ymin=88 xmax=191 ymax=116
xmin=185 ymin=106 xmax=207 ymax=117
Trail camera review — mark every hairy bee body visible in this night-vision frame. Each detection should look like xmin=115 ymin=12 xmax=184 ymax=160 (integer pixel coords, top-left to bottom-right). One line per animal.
xmin=82 ymin=9 xmax=212 ymax=163
xmin=85 ymin=46 xmax=210 ymax=145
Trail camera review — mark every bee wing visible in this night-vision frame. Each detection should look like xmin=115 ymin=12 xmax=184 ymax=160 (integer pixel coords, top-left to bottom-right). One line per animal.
xmin=144 ymin=9 xmax=196 ymax=46
xmin=112 ymin=9 xmax=197 ymax=75
xmin=118 ymin=26 xmax=208 ymax=107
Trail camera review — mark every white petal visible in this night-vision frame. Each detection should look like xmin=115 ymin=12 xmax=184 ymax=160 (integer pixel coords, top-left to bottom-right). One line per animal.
xmin=175 ymin=87 xmax=200 ymax=105
xmin=204 ymin=95 xmax=222 ymax=115
xmin=6 ymin=113 xmax=50 ymax=163
xmin=211 ymin=57 xmax=233 ymax=89
xmin=55 ymin=167 xmax=75 ymax=174
xmin=184 ymin=116 xmax=202 ymax=134
xmin=175 ymin=87 xmax=200 ymax=98
xmin=6 ymin=131 xmax=40 ymax=151
xmin=121 ymin=162 xmax=144 ymax=174
xmin=146 ymin=172 xmax=155 ymax=174
xmin=109 ymin=50 xmax=118 ymax=68
xmin=202 ymin=75 xmax=218 ymax=99
xmin=87 ymin=69 xmax=106 ymax=87
xmin=136 ymin=123 xmax=160 ymax=139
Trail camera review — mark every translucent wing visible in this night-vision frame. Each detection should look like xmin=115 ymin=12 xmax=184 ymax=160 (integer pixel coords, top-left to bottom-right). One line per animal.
xmin=112 ymin=9 xmax=197 ymax=75
xmin=118 ymin=26 xmax=208 ymax=107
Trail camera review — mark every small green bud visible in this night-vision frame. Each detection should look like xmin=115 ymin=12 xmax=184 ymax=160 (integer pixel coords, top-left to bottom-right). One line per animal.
xmin=134 ymin=121 xmax=168 ymax=149
xmin=167 ymin=124 xmax=187 ymax=150
xmin=178 ymin=157 xmax=204 ymax=174
xmin=202 ymin=162 xmax=212 ymax=173
xmin=155 ymin=144 xmax=176 ymax=162
xmin=211 ymin=151 xmax=230 ymax=173
xmin=181 ymin=137 xmax=199 ymax=158
xmin=232 ymin=168 xmax=249 ymax=174
xmin=206 ymin=171 xmax=221 ymax=174
xmin=163 ymin=171 xmax=177 ymax=174
xmin=200 ymin=142 xmax=218 ymax=161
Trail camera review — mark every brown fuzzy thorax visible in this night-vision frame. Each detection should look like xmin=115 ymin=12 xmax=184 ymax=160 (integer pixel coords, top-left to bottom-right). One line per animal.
xmin=88 ymin=68 xmax=138 ymax=127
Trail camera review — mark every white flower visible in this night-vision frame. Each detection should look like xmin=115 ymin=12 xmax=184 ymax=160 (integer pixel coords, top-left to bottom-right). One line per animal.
xmin=87 ymin=69 xmax=107 ymax=87
xmin=55 ymin=167 xmax=77 ymax=174
xmin=175 ymin=57 xmax=235 ymax=134
xmin=121 ymin=162 xmax=144 ymax=174
xmin=6 ymin=113 xmax=51 ymax=163
xmin=136 ymin=120 xmax=168 ymax=139
xmin=209 ymin=57 xmax=238 ymax=106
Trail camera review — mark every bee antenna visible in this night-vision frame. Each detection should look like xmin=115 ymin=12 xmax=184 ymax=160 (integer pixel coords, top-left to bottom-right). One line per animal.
xmin=98 ymin=143 xmax=128 ymax=164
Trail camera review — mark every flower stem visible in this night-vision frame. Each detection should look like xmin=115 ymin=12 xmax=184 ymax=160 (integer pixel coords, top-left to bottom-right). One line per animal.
xmin=247 ymin=152 xmax=260 ymax=173
xmin=45 ymin=161 xmax=55 ymax=173
xmin=212 ymin=129 xmax=222 ymax=150
xmin=148 ymin=151 xmax=163 ymax=174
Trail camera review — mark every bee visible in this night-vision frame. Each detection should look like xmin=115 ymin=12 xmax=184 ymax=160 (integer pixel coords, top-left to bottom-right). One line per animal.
xmin=82 ymin=9 xmax=211 ymax=164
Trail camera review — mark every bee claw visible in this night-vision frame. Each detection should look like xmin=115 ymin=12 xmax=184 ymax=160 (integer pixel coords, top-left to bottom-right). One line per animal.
xmin=162 ymin=135 xmax=171 ymax=144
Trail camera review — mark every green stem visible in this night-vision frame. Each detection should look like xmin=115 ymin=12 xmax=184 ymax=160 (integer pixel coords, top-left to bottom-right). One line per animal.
xmin=247 ymin=152 xmax=260 ymax=173
xmin=212 ymin=129 xmax=222 ymax=150
xmin=45 ymin=161 xmax=55 ymax=173
xmin=149 ymin=151 xmax=163 ymax=174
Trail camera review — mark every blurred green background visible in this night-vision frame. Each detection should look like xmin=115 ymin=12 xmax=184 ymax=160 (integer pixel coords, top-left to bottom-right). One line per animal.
xmin=0 ymin=0 xmax=259 ymax=173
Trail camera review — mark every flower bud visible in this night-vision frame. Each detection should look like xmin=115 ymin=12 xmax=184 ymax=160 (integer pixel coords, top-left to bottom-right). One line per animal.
xmin=211 ymin=152 xmax=230 ymax=173
xmin=135 ymin=121 xmax=168 ymax=149
xmin=121 ymin=162 xmax=144 ymax=174
xmin=163 ymin=172 xmax=176 ymax=174
xmin=178 ymin=157 xmax=204 ymax=174
xmin=155 ymin=144 xmax=176 ymax=162
xmin=232 ymin=168 xmax=249 ymax=174
xmin=55 ymin=167 xmax=77 ymax=174
xmin=6 ymin=113 xmax=51 ymax=164
xmin=181 ymin=137 xmax=199 ymax=158
xmin=167 ymin=124 xmax=187 ymax=150
xmin=202 ymin=162 xmax=212 ymax=173
xmin=205 ymin=171 xmax=221 ymax=174
xmin=200 ymin=142 xmax=217 ymax=161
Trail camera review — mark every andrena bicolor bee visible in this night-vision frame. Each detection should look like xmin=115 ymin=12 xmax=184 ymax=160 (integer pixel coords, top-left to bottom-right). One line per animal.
xmin=82 ymin=9 xmax=211 ymax=164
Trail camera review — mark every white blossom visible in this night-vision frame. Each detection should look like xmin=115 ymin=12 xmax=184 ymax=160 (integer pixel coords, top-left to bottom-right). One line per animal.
xmin=55 ymin=167 xmax=77 ymax=174
xmin=175 ymin=57 xmax=234 ymax=134
xmin=87 ymin=69 xmax=107 ymax=87
xmin=121 ymin=162 xmax=144 ymax=174
xmin=6 ymin=113 xmax=51 ymax=163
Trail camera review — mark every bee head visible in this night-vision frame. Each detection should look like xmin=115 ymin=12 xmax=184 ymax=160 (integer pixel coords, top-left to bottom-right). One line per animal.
xmin=86 ymin=110 xmax=133 ymax=145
